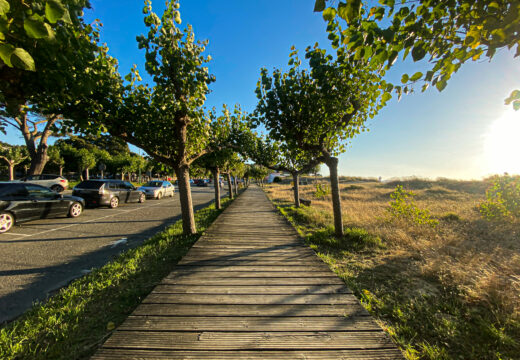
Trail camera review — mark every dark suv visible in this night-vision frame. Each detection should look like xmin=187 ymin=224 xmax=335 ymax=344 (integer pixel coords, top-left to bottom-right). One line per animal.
xmin=72 ymin=180 xmax=146 ymax=208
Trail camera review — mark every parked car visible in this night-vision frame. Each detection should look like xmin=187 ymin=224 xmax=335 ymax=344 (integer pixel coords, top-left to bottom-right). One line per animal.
xmin=0 ymin=182 xmax=84 ymax=233
xmin=19 ymin=174 xmax=69 ymax=193
xmin=72 ymin=179 xmax=146 ymax=209
xmin=194 ymin=179 xmax=210 ymax=187
xmin=138 ymin=180 xmax=175 ymax=199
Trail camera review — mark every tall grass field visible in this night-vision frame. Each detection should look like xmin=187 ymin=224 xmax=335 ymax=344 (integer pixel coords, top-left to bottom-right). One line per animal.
xmin=265 ymin=177 xmax=519 ymax=360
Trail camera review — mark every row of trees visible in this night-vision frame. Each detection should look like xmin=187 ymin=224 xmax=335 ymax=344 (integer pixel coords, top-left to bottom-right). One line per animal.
xmin=1 ymin=0 xmax=516 ymax=238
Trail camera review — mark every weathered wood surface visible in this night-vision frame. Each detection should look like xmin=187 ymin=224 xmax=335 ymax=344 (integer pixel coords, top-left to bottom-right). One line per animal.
xmin=92 ymin=185 xmax=403 ymax=359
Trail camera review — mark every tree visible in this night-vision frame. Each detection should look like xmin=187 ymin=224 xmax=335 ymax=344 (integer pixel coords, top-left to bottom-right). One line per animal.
xmin=82 ymin=0 xmax=215 ymax=234
xmin=255 ymin=47 xmax=384 ymax=237
xmin=194 ymin=105 xmax=251 ymax=207
xmin=249 ymin=136 xmax=322 ymax=207
xmin=0 ymin=0 xmax=112 ymax=174
xmin=0 ymin=144 xmax=28 ymax=180
xmin=76 ymin=148 xmax=96 ymax=180
xmin=0 ymin=110 xmax=61 ymax=174
xmin=314 ymin=0 xmax=520 ymax=107
xmin=47 ymin=145 xmax=65 ymax=176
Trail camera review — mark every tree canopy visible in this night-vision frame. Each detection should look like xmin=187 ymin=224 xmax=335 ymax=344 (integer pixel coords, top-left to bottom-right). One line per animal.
xmin=314 ymin=0 xmax=520 ymax=106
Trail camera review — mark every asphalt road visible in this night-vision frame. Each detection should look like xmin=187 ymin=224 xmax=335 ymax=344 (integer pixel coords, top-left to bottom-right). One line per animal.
xmin=0 ymin=186 xmax=224 ymax=324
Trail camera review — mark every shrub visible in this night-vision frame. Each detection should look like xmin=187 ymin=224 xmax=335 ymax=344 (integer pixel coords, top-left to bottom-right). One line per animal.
xmin=479 ymin=175 xmax=520 ymax=222
xmin=314 ymin=183 xmax=331 ymax=199
xmin=441 ymin=213 xmax=461 ymax=222
xmin=388 ymin=185 xmax=439 ymax=227
xmin=272 ymin=176 xmax=282 ymax=183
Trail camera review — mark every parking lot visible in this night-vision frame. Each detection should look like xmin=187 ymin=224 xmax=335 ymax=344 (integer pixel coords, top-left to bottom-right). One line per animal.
xmin=0 ymin=186 xmax=225 ymax=324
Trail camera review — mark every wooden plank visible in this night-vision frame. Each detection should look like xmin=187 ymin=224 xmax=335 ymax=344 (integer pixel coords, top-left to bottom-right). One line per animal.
xmin=165 ymin=271 xmax=339 ymax=279
xmin=173 ymin=265 xmax=330 ymax=272
xmin=101 ymin=330 xmax=392 ymax=349
xmin=142 ymin=294 xmax=361 ymax=305
xmin=152 ymin=284 xmax=352 ymax=294
xmin=118 ymin=316 xmax=379 ymax=332
xmin=93 ymin=349 xmax=404 ymax=360
xmin=160 ymin=277 xmax=344 ymax=285
xmin=131 ymin=304 xmax=369 ymax=317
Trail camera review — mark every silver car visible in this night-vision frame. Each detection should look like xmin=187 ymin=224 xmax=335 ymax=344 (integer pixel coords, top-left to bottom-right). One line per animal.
xmin=19 ymin=174 xmax=69 ymax=193
xmin=138 ymin=180 xmax=175 ymax=199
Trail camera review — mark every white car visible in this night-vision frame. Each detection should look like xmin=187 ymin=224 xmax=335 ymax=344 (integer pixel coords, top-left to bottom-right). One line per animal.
xmin=20 ymin=174 xmax=69 ymax=193
xmin=138 ymin=180 xmax=175 ymax=199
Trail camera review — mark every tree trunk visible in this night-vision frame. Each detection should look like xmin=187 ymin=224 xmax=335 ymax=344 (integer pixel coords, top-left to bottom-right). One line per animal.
xmin=85 ymin=168 xmax=90 ymax=180
xmin=8 ymin=164 xmax=14 ymax=181
xmin=212 ymin=168 xmax=221 ymax=210
xmin=121 ymin=172 xmax=125 ymax=180
xmin=233 ymin=175 xmax=238 ymax=196
xmin=28 ymin=146 xmax=48 ymax=175
xmin=175 ymin=164 xmax=197 ymax=235
xmin=325 ymin=156 xmax=343 ymax=237
xmin=59 ymin=166 xmax=63 ymax=176
xmin=226 ymin=173 xmax=234 ymax=200
xmin=292 ymin=172 xmax=300 ymax=207
xmin=79 ymin=168 xmax=84 ymax=182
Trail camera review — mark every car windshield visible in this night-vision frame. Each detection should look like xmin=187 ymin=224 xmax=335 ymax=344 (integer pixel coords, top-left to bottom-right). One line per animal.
xmin=144 ymin=181 xmax=163 ymax=187
xmin=75 ymin=181 xmax=104 ymax=189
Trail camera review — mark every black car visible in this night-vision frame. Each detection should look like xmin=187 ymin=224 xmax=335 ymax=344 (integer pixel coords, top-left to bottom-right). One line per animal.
xmin=0 ymin=182 xmax=85 ymax=233
xmin=72 ymin=179 xmax=146 ymax=208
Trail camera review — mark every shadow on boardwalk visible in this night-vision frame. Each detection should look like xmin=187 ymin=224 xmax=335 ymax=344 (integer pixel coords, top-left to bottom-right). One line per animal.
xmin=92 ymin=185 xmax=403 ymax=359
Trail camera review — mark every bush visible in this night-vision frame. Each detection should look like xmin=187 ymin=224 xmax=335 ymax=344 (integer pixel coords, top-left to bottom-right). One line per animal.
xmin=388 ymin=185 xmax=439 ymax=227
xmin=314 ymin=183 xmax=331 ymax=199
xmin=479 ymin=175 xmax=520 ymax=222
xmin=272 ymin=176 xmax=282 ymax=183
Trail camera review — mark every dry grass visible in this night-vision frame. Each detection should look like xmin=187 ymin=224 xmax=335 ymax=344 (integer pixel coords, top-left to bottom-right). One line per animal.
xmin=264 ymin=179 xmax=520 ymax=359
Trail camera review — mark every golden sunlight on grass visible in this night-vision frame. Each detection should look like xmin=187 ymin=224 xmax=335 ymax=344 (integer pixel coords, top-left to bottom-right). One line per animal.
xmin=265 ymin=178 xmax=519 ymax=358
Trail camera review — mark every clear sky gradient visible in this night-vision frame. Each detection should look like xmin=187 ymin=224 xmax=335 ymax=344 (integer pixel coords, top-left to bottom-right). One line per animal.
xmin=4 ymin=0 xmax=519 ymax=179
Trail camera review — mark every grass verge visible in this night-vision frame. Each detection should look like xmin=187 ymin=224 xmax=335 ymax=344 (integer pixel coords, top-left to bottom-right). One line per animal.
xmin=269 ymin=197 xmax=519 ymax=360
xmin=0 ymin=196 xmax=235 ymax=360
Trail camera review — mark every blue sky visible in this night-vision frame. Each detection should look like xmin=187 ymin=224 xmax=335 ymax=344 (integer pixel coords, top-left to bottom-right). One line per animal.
xmin=4 ymin=0 xmax=520 ymax=179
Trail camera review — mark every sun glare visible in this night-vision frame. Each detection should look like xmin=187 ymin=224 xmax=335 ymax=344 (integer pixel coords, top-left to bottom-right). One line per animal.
xmin=484 ymin=109 xmax=520 ymax=175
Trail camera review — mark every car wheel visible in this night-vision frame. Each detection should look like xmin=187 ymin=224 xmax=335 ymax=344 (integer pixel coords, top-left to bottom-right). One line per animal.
xmin=68 ymin=202 xmax=83 ymax=218
xmin=138 ymin=193 xmax=146 ymax=203
xmin=0 ymin=212 xmax=14 ymax=233
xmin=109 ymin=197 xmax=119 ymax=209
xmin=156 ymin=192 xmax=162 ymax=200
xmin=51 ymin=185 xmax=64 ymax=193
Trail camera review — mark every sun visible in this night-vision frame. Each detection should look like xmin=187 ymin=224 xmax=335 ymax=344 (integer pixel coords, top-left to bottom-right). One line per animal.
xmin=483 ymin=109 xmax=520 ymax=175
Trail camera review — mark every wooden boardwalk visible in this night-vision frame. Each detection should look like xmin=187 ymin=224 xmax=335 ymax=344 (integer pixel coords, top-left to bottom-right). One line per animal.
xmin=93 ymin=185 xmax=403 ymax=359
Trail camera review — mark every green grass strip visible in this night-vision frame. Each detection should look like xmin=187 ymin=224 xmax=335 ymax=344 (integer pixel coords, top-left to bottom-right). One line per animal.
xmin=0 ymin=196 xmax=235 ymax=360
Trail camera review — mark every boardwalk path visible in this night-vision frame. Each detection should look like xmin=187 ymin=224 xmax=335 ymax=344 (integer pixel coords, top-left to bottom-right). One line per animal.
xmin=93 ymin=185 xmax=403 ymax=359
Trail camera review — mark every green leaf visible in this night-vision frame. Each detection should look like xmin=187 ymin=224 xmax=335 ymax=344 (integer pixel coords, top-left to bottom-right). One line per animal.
xmin=0 ymin=0 xmax=9 ymax=16
xmin=410 ymin=71 xmax=423 ymax=81
xmin=401 ymin=74 xmax=409 ymax=83
xmin=411 ymin=44 xmax=426 ymax=61
xmin=322 ymin=7 xmax=337 ymax=21
xmin=45 ymin=0 xmax=68 ymax=24
xmin=24 ymin=18 xmax=50 ymax=39
xmin=0 ymin=43 xmax=15 ymax=67
xmin=344 ymin=0 xmax=362 ymax=24
xmin=314 ymin=0 xmax=326 ymax=12
xmin=505 ymin=90 xmax=520 ymax=105
xmin=11 ymin=48 xmax=36 ymax=71
xmin=435 ymin=79 xmax=447 ymax=92
xmin=382 ymin=92 xmax=392 ymax=102
xmin=513 ymin=100 xmax=520 ymax=111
